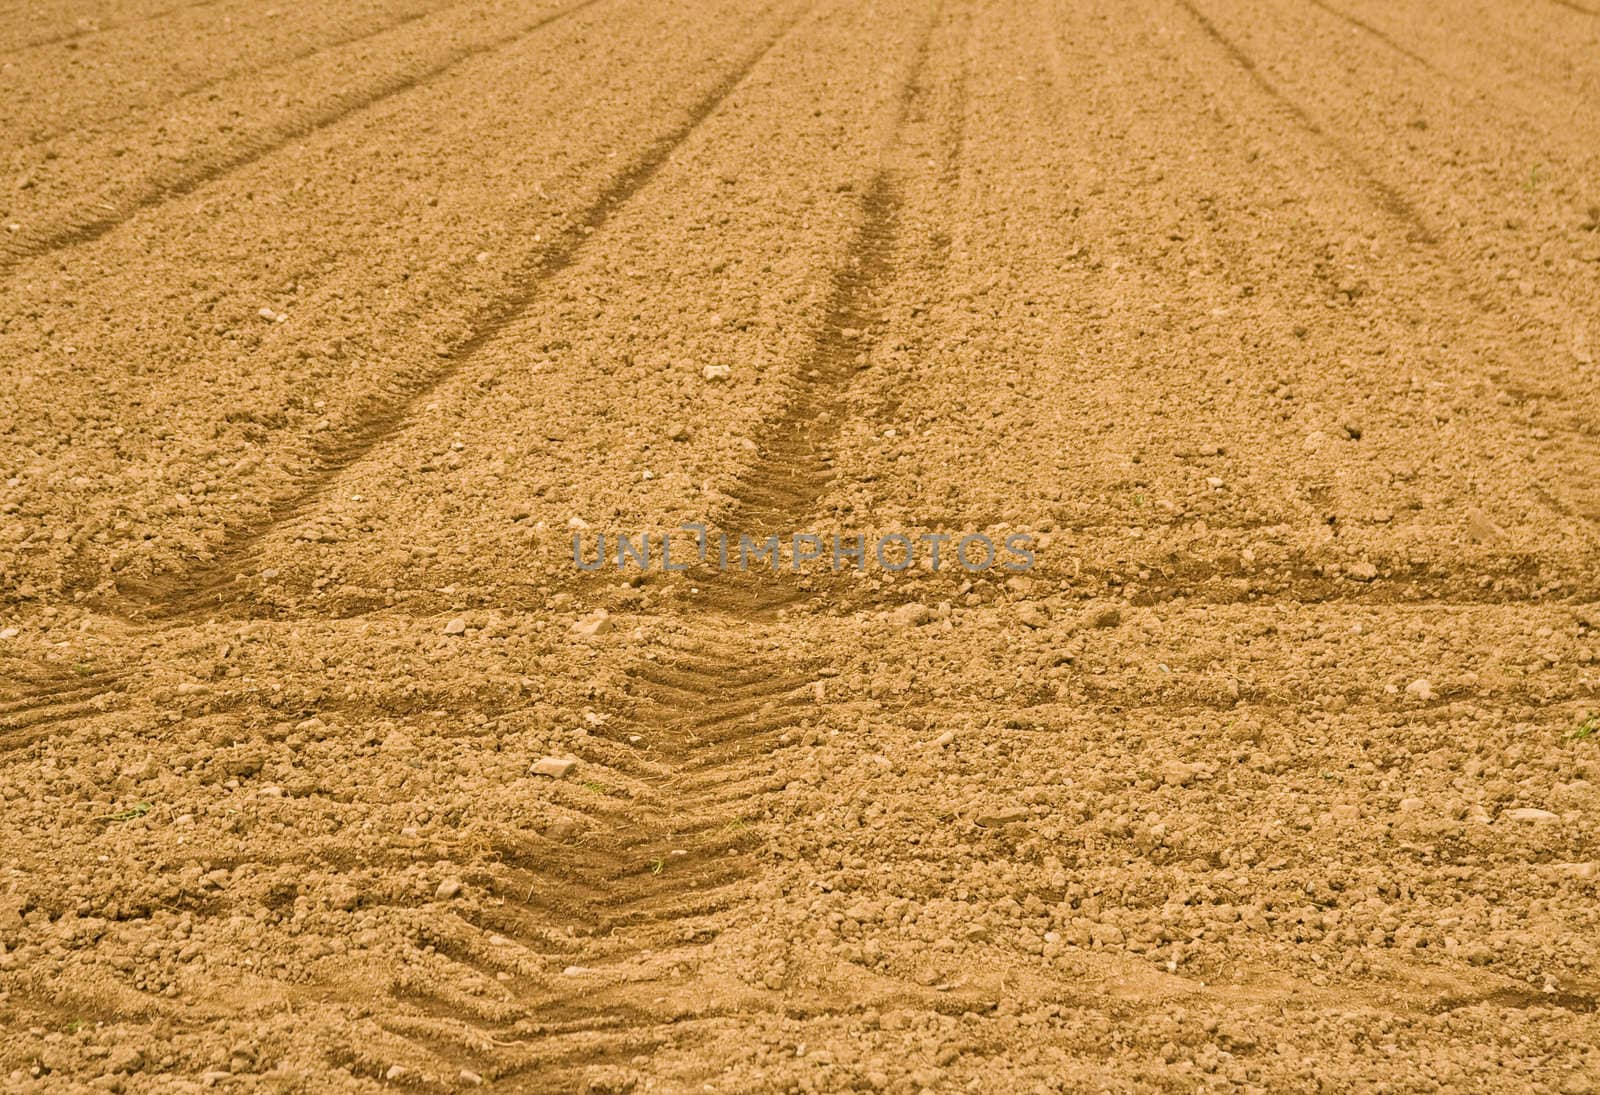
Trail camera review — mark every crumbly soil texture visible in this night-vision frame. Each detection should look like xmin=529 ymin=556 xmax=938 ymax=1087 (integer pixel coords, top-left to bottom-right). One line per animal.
xmin=3 ymin=0 xmax=1600 ymax=1091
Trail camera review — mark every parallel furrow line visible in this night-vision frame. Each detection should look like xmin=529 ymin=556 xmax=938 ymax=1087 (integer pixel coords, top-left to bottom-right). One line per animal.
xmin=1171 ymin=0 xmax=1437 ymax=243
xmin=0 ymin=0 xmax=608 ymax=275
xmin=1296 ymin=0 xmax=1438 ymax=72
xmin=19 ymin=0 xmax=473 ymax=147
xmin=0 ymin=0 xmax=230 ymax=56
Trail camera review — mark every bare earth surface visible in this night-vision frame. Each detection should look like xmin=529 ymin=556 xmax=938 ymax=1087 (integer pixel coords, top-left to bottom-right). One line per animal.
xmin=3 ymin=0 xmax=1600 ymax=1090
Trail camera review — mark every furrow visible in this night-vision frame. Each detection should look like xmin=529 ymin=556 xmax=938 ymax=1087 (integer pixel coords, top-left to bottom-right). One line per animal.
xmin=1295 ymin=0 xmax=1438 ymax=72
xmin=0 ymin=0 xmax=608 ymax=274
xmin=1170 ymin=0 xmax=1437 ymax=243
xmin=19 ymin=0 xmax=473 ymax=148
xmin=0 ymin=0 xmax=229 ymax=56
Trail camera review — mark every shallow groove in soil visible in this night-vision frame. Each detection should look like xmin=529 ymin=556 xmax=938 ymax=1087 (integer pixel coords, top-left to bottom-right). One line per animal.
xmin=1 ymin=0 xmax=231 ymax=56
xmin=18 ymin=0 xmax=476 ymax=148
xmin=1297 ymin=0 xmax=1438 ymax=73
xmin=0 ymin=0 xmax=610 ymax=274
xmin=1171 ymin=0 xmax=1437 ymax=243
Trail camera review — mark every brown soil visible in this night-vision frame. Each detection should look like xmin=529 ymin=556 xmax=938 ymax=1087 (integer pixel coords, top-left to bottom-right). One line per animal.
xmin=3 ymin=0 xmax=1600 ymax=1090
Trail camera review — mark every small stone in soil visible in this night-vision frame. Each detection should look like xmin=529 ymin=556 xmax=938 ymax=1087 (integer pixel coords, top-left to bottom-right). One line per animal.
xmin=1085 ymin=604 xmax=1121 ymax=629
xmin=891 ymin=603 xmax=933 ymax=628
xmin=975 ymin=805 xmax=1030 ymax=828
xmin=532 ymin=756 xmax=578 ymax=779
xmin=1466 ymin=507 xmax=1506 ymax=544
xmin=571 ymin=611 xmax=612 ymax=639
xmin=1160 ymin=761 xmax=1198 ymax=787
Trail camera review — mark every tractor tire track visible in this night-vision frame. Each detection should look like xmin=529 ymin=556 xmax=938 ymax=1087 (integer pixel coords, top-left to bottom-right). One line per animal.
xmin=363 ymin=12 xmax=950 ymax=1084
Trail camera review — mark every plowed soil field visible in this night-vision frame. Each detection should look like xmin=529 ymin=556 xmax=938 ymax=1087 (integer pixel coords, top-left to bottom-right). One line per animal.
xmin=4 ymin=0 xmax=1600 ymax=1090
